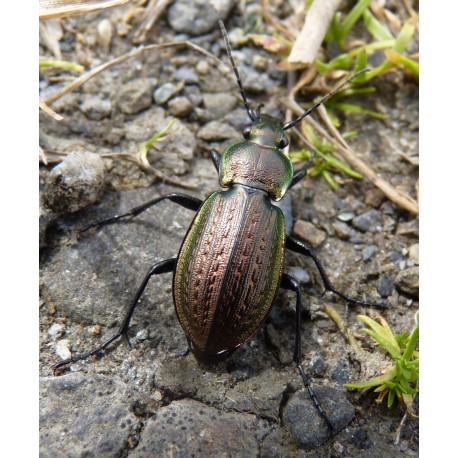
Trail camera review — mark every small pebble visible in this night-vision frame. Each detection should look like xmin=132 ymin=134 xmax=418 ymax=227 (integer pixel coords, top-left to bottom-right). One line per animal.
xmin=364 ymin=188 xmax=385 ymax=208
xmin=202 ymin=93 xmax=238 ymax=119
xmin=80 ymin=97 xmax=112 ymax=120
xmin=395 ymin=266 xmax=419 ymax=297
xmin=332 ymin=220 xmax=352 ymax=240
xmin=362 ymin=245 xmax=378 ymax=262
xmin=352 ymin=209 xmax=381 ymax=233
xmin=408 ymin=243 xmax=419 ymax=264
xmin=154 ymin=82 xmax=184 ymax=105
xmin=167 ymin=0 xmax=235 ymax=35
xmin=44 ymin=151 xmax=106 ymax=214
xmin=55 ymin=339 xmax=72 ymax=360
xmin=337 ymin=211 xmax=355 ymax=222
xmin=389 ymin=250 xmax=403 ymax=263
xmin=117 ymin=78 xmax=153 ymax=115
xmin=167 ymin=96 xmax=193 ymax=118
xmin=173 ymin=66 xmax=199 ymax=84
xmin=378 ymin=275 xmax=394 ymax=298
xmin=287 ymin=267 xmax=310 ymax=285
xmin=197 ymin=121 xmax=239 ymax=141
xmin=309 ymin=357 xmax=327 ymax=377
xmin=48 ymin=323 xmax=65 ymax=341
xmin=97 ymin=18 xmax=112 ymax=52
xmin=293 ymin=220 xmax=327 ymax=248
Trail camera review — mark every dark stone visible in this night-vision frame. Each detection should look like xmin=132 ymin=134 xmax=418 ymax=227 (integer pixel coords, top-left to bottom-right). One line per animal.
xmin=378 ymin=275 xmax=394 ymax=298
xmin=283 ymin=388 xmax=355 ymax=449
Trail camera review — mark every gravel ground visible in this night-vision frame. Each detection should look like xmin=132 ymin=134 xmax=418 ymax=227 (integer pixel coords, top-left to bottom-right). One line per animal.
xmin=39 ymin=2 xmax=419 ymax=457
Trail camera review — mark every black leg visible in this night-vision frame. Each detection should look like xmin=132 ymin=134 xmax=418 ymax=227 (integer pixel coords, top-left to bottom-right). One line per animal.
xmin=286 ymin=235 xmax=386 ymax=308
xmin=281 ymin=273 xmax=335 ymax=430
xmin=52 ymin=258 xmax=176 ymax=373
xmin=288 ymin=170 xmax=306 ymax=190
xmin=210 ymin=149 xmax=221 ymax=172
xmin=81 ymin=194 xmax=203 ymax=232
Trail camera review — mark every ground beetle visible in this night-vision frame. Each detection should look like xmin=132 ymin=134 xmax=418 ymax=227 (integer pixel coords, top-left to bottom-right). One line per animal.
xmin=53 ymin=21 xmax=385 ymax=430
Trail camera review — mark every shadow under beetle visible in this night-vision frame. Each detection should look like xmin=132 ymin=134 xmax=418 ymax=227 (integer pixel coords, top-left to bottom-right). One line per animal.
xmin=53 ymin=21 xmax=386 ymax=431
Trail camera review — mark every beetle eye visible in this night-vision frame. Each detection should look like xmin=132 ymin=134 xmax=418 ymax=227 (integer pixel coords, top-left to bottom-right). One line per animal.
xmin=279 ymin=137 xmax=289 ymax=149
xmin=242 ymin=126 xmax=251 ymax=139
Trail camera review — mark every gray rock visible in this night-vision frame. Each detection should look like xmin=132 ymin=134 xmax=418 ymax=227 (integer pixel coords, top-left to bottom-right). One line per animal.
xmin=282 ymin=388 xmax=355 ymax=448
xmin=40 ymin=374 xmax=137 ymax=458
xmin=395 ymin=266 xmax=419 ymax=297
xmin=130 ymin=399 xmax=259 ymax=457
xmin=362 ymin=244 xmax=378 ymax=262
xmin=44 ymin=151 xmax=106 ymax=214
xmin=117 ymin=78 xmax=153 ymax=115
xmin=80 ymin=96 xmax=112 ymax=120
xmin=378 ymin=275 xmax=394 ymax=298
xmin=332 ymin=220 xmax=352 ymax=240
xmin=197 ymin=120 xmax=240 ymax=141
xmin=352 ymin=209 xmax=382 ymax=233
xmin=202 ymin=92 xmax=238 ymax=120
xmin=173 ymin=65 xmax=199 ymax=84
xmin=167 ymin=0 xmax=235 ymax=36
xmin=153 ymin=81 xmax=184 ymax=105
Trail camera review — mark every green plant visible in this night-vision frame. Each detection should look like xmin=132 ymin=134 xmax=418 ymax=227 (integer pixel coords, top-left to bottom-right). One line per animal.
xmin=289 ymin=125 xmax=362 ymax=189
xmin=345 ymin=313 xmax=419 ymax=413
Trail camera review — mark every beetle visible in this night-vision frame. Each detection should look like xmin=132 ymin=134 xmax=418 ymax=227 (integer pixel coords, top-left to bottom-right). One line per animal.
xmin=53 ymin=21 xmax=385 ymax=430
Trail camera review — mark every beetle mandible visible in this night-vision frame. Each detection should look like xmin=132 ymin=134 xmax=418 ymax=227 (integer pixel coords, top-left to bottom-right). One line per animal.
xmin=53 ymin=21 xmax=385 ymax=430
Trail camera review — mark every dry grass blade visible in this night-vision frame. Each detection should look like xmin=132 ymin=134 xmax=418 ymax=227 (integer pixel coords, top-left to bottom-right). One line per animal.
xmin=288 ymin=0 xmax=341 ymax=66
xmin=43 ymin=41 xmax=225 ymax=106
xmin=316 ymin=105 xmax=418 ymax=214
xmin=40 ymin=0 xmax=131 ymax=21
xmin=133 ymin=0 xmax=172 ymax=43
xmin=39 ymin=96 xmax=64 ymax=121
xmin=324 ymin=305 xmax=365 ymax=357
xmin=282 ymin=98 xmax=418 ymax=215
xmin=261 ymin=0 xmax=296 ymax=41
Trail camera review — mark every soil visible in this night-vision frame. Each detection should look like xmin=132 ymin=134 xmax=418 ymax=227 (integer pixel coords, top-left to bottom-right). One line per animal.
xmin=39 ymin=2 xmax=419 ymax=457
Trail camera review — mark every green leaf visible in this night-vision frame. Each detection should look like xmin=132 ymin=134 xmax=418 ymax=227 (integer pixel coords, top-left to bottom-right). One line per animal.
xmin=330 ymin=102 xmax=386 ymax=120
xmin=336 ymin=0 xmax=374 ymax=44
xmin=362 ymin=9 xmax=394 ymax=41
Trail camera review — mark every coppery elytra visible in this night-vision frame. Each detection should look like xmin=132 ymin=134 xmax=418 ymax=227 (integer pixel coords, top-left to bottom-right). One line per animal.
xmin=52 ymin=20 xmax=385 ymax=431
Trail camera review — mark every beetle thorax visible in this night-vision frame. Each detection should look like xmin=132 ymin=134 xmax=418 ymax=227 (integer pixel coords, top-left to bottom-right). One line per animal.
xmin=219 ymin=116 xmax=294 ymax=201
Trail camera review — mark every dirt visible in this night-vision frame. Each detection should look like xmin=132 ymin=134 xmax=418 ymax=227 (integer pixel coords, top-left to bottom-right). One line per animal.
xmin=39 ymin=3 xmax=419 ymax=457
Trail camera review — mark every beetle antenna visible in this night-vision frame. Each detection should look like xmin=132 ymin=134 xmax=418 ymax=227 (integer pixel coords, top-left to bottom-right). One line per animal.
xmin=219 ymin=20 xmax=256 ymax=121
xmin=283 ymin=69 xmax=369 ymax=131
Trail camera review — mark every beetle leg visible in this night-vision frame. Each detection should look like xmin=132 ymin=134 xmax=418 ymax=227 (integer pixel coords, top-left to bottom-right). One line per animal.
xmin=52 ymin=258 xmax=176 ymax=374
xmin=281 ymin=273 xmax=335 ymax=430
xmin=286 ymin=235 xmax=387 ymax=308
xmin=81 ymin=194 xmax=203 ymax=232
xmin=288 ymin=170 xmax=307 ymax=190
xmin=210 ymin=149 xmax=221 ymax=172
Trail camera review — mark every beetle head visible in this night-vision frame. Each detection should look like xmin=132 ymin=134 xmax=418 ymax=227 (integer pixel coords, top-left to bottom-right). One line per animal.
xmin=242 ymin=113 xmax=289 ymax=150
